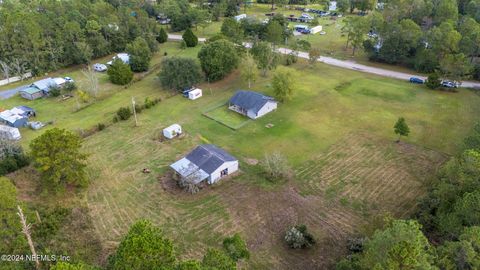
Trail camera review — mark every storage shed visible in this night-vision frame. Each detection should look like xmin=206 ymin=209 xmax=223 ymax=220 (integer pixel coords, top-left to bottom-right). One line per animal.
xmin=20 ymin=86 xmax=44 ymax=100
xmin=310 ymin=25 xmax=323 ymax=34
xmin=163 ymin=124 xmax=182 ymax=139
xmin=188 ymin=88 xmax=202 ymax=100
xmin=0 ymin=125 xmax=21 ymax=140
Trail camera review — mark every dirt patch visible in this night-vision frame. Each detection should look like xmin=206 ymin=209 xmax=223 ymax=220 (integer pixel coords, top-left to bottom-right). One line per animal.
xmin=244 ymin=158 xmax=259 ymax=165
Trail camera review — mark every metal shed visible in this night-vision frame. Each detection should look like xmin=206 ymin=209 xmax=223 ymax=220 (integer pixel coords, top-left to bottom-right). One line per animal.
xmin=163 ymin=124 xmax=182 ymax=139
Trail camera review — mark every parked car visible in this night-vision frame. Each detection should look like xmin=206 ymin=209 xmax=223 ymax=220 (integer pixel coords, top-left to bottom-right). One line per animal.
xmin=409 ymin=77 xmax=424 ymax=84
xmin=441 ymin=80 xmax=459 ymax=88
xmin=93 ymin=63 xmax=108 ymax=72
xmin=64 ymin=77 xmax=74 ymax=83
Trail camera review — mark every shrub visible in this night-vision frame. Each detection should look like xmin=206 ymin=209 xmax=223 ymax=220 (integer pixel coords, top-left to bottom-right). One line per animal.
xmin=49 ymin=85 xmax=61 ymax=97
xmin=107 ymin=58 xmax=134 ymax=85
xmin=222 ymin=234 xmax=250 ymax=261
xmin=157 ymin=28 xmax=168 ymax=44
xmin=134 ymin=104 xmax=143 ymax=113
xmin=285 ymin=53 xmax=297 ymax=66
xmin=261 ymin=152 xmax=292 ymax=183
xmin=64 ymin=82 xmax=77 ymax=92
xmin=97 ymin=123 xmax=106 ymax=131
xmin=473 ymin=64 xmax=480 ymax=81
xmin=116 ymin=107 xmax=131 ymax=121
xmin=0 ymin=140 xmax=29 ymax=176
xmin=426 ymin=73 xmax=442 ymax=89
xmin=182 ymin=28 xmax=198 ymax=47
xmin=284 ymin=224 xmax=315 ymax=249
xmin=144 ymin=97 xmax=156 ymax=109
xmin=126 ymin=37 xmax=152 ymax=72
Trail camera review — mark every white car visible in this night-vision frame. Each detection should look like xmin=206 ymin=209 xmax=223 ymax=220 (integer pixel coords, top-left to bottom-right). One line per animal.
xmin=64 ymin=77 xmax=74 ymax=83
xmin=93 ymin=63 xmax=108 ymax=72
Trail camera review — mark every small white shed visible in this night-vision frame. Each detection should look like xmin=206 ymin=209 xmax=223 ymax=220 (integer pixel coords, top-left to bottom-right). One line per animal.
xmin=163 ymin=124 xmax=182 ymax=139
xmin=234 ymin=14 xmax=247 ymax=22
xmin=0 ymin=125 xmax=21 ymax=140
xmin=188 ymin=88 xmax=202 ymax=100
xmin=310 ymin=25 xmax=323 ymax=34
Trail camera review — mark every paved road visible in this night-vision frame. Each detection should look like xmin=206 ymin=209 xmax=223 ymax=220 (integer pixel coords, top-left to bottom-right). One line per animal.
xmin=0 ymin=84 xmax=28 ymax=100
xmin=276 ymin=47 xmax=480 ymax=89
xmin=168 ymin=34 xmax=480 ymax=89
xmin=168 ymin=34 xmax=206 ymax=42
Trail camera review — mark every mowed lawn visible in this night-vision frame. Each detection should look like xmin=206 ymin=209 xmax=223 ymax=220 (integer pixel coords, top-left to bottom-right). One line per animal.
xmin=3 ymin=41 xmax=480 ymax=268
xmin=80 ymin=60 xmax=479 ymax=268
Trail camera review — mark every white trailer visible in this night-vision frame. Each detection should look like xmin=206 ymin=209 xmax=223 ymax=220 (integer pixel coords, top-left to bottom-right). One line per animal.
xmin=163 ymin=124 xmax=182 ymax=139
xmin=310 ymin=25 xmax=323 ymax=34
xmin=0 ymin=125 xmax=21 ymax=140
xmin=188 ymin=88 xmax=202 ymax=100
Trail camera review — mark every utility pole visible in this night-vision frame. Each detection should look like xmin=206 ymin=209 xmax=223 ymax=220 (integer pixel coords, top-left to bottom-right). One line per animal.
xmin=17 ymin=206 xmax=40 ymax=270
xmin=131 ymin=97 xmax=138 ymax=127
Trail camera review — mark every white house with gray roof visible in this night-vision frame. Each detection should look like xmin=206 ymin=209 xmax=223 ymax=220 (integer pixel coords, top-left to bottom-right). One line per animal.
xmin=229 ymin=90 xmax=277 ymax=119
xmin=170 ymin=144 xmax=238 ymax=184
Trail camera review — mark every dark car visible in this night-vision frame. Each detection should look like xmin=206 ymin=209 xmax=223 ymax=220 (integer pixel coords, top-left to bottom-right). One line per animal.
xmin=409 ymin=77 xmax=424 ymax=84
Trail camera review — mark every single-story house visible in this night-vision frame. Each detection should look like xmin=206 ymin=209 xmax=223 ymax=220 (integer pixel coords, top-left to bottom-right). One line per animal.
xmin=20 ymin=86 xmax=44 ymax=100
xmin=0 ymin=125 xmax=21 ymax=140
xmin=170 ymin=144 xmax=238 ymax=185
xmin=228 ymin=90 xmax=278 ymax=119
xmin=31 ymin=77 xmax=58 ymax=94
xmin=0 ymin=106 xmax=35 ymax=128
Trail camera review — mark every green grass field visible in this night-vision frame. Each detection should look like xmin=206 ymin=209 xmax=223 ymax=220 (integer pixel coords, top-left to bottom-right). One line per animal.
xmin=3 ymin=40 xmax=480 ymax=269
xmin=203 ymin=102 xmax=251 ymax=130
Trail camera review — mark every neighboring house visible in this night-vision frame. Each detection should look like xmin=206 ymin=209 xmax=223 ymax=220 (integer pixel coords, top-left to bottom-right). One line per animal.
xmin=20 ymin=86 xmax=44 ymax=100
xmin=32 ymin=77 xmax=58 ymax=94
xmin=0 ymin=106 xmax=35 ymax=128
xmin=228 ymin=90 xmax=278 ymax=119
xmin=107 ymin=53 xmax=130 ymax=65
xmin=170 ymin=144 xmax=238 ymax=185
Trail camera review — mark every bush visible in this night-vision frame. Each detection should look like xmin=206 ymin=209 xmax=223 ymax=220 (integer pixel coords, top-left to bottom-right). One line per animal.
xmin=285 ymin=53 xmax=297 ymax=66
xmin=157 ymin=28 xmax=168 ymax=44
xmin=107 ymin=58 xmax=134 ymax=85
xmin=97 ymin=123 xmax=106 ymax=131
xmin=284 ymin=225 xmax=315 ymax=249
xmin=134 ymin=104 xmax=143 ymax=113
xmin=182 ymin=28 xmax=198 ymax=47
xmin=64 ymin=82 xmax=77 ymax=92
xmin=116 ymin=107 xmax=131 ymax=121
xmin=144 ymin=97 xmax=156 ymax=109
xmin=222 ymin=234 xmax=250 ymax=261
xmin=0 ymin=140 xmax=29 ymax=176
xmin=473 ymin=64 xmax=480 ymax=81
xmin=426 ymin=73 xmax=442 ymax=89
xmin=126 ymin=37 xmax=152 ymax=72
xmin=49 ymin=85 xmax=61 ymax=97
xmin=261 ymin=152 xmax=292 ymax=183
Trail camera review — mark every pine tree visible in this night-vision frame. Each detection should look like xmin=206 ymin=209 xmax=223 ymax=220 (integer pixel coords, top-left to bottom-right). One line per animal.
xmin=157 ymin=28 xmax=168 ymax=44
xmin=394 ymin=117 xmax=410 ymax=142
xmin=182 ymin=28 xmax=198 ymax=47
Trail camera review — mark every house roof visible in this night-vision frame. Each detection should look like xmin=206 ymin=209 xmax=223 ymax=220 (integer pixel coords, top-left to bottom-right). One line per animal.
xmin=185 ymin=144 xmax=237 ymax=174
xmin=32 ymin=78 xmax=57 ymax=91
xmin=21 ymin=86 xmax=43 ymax=95
xmin=229 ymin=90 xmax=276 ymax=114
xmin=170 ymin=157 xmax=209 ymax=184
xmin=0 ymin=108 xmax=27 ymax=124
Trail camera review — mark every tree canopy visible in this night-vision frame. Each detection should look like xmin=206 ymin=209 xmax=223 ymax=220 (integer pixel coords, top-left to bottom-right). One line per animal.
xmin=158 ymin=57 xmax=203 ymax=91
xmin=126 ymin=37 xmax=152 ymax=72
xmin=30 ymin=128 xmax=87 ymax=192
xmin=198 ymin=40 xmax=239 ymax=82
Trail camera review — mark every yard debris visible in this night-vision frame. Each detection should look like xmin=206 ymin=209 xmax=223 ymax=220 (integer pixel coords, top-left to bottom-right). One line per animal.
xmin=244 ymin=158 xmax=259 ymax=165
xmin=28 ymin=121 xmax=46 ymax=130
xmin=142 ymin=168 xmax=151 ymax=174
xmin=266 ymin=123 xmax=274 ymax=128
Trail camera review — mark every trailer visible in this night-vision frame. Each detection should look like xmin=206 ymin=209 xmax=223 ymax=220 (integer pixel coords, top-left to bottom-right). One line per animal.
xmin=310 ymin=25 xmax=323 ymax=34
xmin=163 ymin=124 xmax=182 ymax=139
xmin=0 ymin=125 xmax=21 ymax=140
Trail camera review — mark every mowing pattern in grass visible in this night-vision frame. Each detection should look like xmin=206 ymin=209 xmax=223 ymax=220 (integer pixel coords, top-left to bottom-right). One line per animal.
xmin=202 ymin=102 xmax=251 ymax=130
xmin=296 ymin=133 xmax=448 ymax=217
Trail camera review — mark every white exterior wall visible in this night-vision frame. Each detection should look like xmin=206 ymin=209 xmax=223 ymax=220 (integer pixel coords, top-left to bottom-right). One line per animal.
xmin=208 ymin=161 xmax=239 ymax=184
xmin=255 ymin=101 xmax=278 ymax=118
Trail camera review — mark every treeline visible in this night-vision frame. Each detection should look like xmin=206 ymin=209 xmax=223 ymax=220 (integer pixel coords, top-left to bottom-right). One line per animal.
xmin=342 ymin=0 xmax=480 ymax=81
xmin=0 ymin=0 xmax=160 ymax=75
xmin=335 ymin=125 xmax=480 ymax=269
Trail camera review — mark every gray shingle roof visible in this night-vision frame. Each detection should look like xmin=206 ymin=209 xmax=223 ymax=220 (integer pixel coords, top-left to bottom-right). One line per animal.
xmin=185 ymin=144 xmax=237 ymax=174
xmin=229 ymin=90 xmax=275 ymax=114
xmin=32 ymin=78 xmax=57 ymax=91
